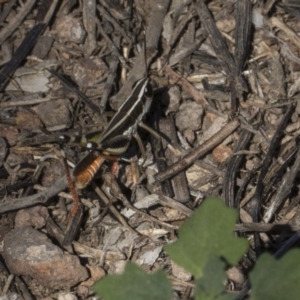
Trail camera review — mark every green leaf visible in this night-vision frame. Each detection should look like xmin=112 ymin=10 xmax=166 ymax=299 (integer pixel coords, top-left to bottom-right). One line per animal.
xmin=195 ymin=256 xmax=235 ymax=300
xmin=164 ymin=198 xmax=248 ymax=277
xmin=250 ymin=249 xmax=300 ymax=300
xmin=93 ymin=262 xmax=173 ymax=300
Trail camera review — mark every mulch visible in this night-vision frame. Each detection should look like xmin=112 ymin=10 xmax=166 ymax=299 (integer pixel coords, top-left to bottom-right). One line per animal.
xmin=0 ymin=0 xmax=299 ymax=299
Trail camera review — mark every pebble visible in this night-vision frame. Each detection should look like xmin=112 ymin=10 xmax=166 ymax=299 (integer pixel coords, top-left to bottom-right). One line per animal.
xmin=175 ymin=101 xmax=203 ymax=131
xmin=72 ymin=58 xmax=108 ymax=88
xmin=3 ymin=227 xmax=88 ymax=288
xmin=15 ymin=206 xmax=49 ymax=229
xmin=55 ymin=16 xmax=86 ymax=43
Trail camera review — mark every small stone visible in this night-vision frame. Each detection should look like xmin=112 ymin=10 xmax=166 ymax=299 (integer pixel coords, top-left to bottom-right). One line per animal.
xmin=111 ymin=260 xmax=126 ymax=275
xmin=16 ymin=109 xmax=43 ymax=131
xmin=183 ymin=128 xmax=195 ymax=144
xmin=76 ymin=285 xmax=89 ymax=298
xmin=32 ymin=36 xmax=54 ymax=59
xmin=3 ymin=227 xmax=88 ymax=288
xmin=57 ymin=293 xmax=78 ymax=300
xmin=73 ymin=58 xmax=108 ymax=88
xmin=0 ymin=292 xmax=23 ymax=300
xmin=32 ymin=99 xmax=72 ymax=130
xmin=226 ymin=267 xmax=246 ymax=285
xmin=15 ymin=206 xmax=49 ymax=228
xmin=55 ymin=16 xmax=86 ymax=43
xmin=175 ymin=101 xmax=203 ymax=131
xmin=213 ymin=145 xmax=233 ymax=163
xmin=41 ymin=159 xmax=65 ymax=187
xmin=161 ymin=85 xmax=181 ymax=114
xmin=0 ymin=124 xmax=19 ymax=146
xmin=171 ymin=261 xmax=192 ymax=282
xmin=216 ymin=15 xmax=236 ymax=33
xmin=81 ymin=265 xmax=106 ymax=287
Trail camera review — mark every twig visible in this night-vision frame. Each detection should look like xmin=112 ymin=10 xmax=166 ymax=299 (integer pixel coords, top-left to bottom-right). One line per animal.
xmin=263 ymin=147 xmax=300 ymax=223
xmin=97 ymin=4 xmax=131 ymax=45
xmin=42 ymin=0 xmax=59 ymax=24
xmin=154 ymin=119 xmax=240 ymax=182
xmin=99 ymin=54 xmax=119 ymax=113
xmin=249 ymin=104 xmax=294 ymax=255
xmin=0 ymin=0 xmax=17 ymax=24
xmin=235 ymin=222 xmax=300 ymax=233
xmin=0 ymin=176 xmax=68 ymax=213
xmin=165 ymin=65 xmax=208 ymax=106
xmin=0 ymin=95 xmax=52 ymax=108
xmin=0 ymin=0 xmax=36 ymax=45
xmin=91 ymin=181 xmax=137 ymax=235
xmin=83 ymin=0 xmax=97 ymax=56
xmin=0 ymin=23 xmax=46 ymax=91
xmin=158 ymin=117 xmax=190 ymax=203
xmin=223 ymin=129 xmax=252 ymax=208
xmin=47 ymin=69 xmax=101 ymax=115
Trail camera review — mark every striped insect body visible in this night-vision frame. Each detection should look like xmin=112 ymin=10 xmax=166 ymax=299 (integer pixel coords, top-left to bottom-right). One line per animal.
xmin=73 ymin=76 xmax=153 ymax=188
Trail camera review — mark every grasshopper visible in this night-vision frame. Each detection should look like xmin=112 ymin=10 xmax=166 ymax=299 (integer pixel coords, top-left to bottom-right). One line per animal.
xmin=73 ymin=77 xmax=153 ymax=189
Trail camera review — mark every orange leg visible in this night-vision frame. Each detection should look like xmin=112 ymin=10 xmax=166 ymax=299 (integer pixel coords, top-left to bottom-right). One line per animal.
xmin=111 ymin=160 xmax=119 ymax=177
xmin=63 ymin=157 xmax=81 ymax=220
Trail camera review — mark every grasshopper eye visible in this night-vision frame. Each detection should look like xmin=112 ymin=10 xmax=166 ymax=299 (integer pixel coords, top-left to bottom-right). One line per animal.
xmin=59 ymin=135 xmax=65 ymax=142
xmin=87 ymin=142 xmax=97 ymax=152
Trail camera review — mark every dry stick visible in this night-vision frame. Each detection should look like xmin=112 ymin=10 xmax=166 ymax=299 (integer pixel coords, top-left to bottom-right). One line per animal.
xmin=154 ymin=119 xmax=240 ymax=182
xmin=90 ymin=181 xmax=137 ymax=235
xmin=73 ymin=241 xmax=125 ymax=261
xmin=223 ymin=129 xmax=253 ymax=209
xmin=97 ymin=4 xmax=131 ymax=45
xmin=158 ymin=118 xmax=190 ymax=203
xmin=159 ymin=194 xmax=194 ymax=216
xmin=94 ymin=17 xmax=126 ymax=65
xmin=0 ymin=95 xmax=52 ymax=108
xmin=47 ymin=69 xmax=101 ymax=115
xmin=42 ymin=0 xmax=59 ymax=25
xmin=101 ymin=173 xmax=179 ymax=231
xmin=0 ymin=176 xmax=68 ymax=214
xmin=263 ymin=147 xmax=300 ymax=223
xmin=235 ymin=222 xmax=300 ymax=233
xmin=165 ymin=65 xmax=208 ymax=107
xmin=249 ymin=104 xmax=294 ymax=256
xmin=0 ymin=0 xmax=36 ymax=45
xmin=1 ymin=274 xmax=14 ymax=296
xmin=168 ymin=10 xmax=196 ymax=48
xmin=195 ymin=0 xmax=237 ymax=75
xmin=169 ymin=40 xmax=202 ymax=67
xmin=151 ymin=116 xmax=174 ymax=198
xmin=263 ymin=0 xmax=277 ymax=14
xmin=234 ymin=0 xmax=252 ymax=75
xmin=195 ymin=0 xmax=249 ymax=110
xmin=98 ymin=0 xmax=130 ymax=20
xmin=99 ymin=54 xmax=119 ymax=113
xmin=164 ymin=10 xmax=197 ymax=64
xmin=83 ymin=0 xmax=97 ymax=56
xmin=0 ymin=0 xmax=17 ymax=24
xmin=110 ymin=0 xmax=170 ymax=108
xmin=0 ymin=23 xmax=46 ymax=91
xmin=268 ymin=17 xmax=300 ymax=50
xmin=120 ymin=195 xmax=179 ymax=231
